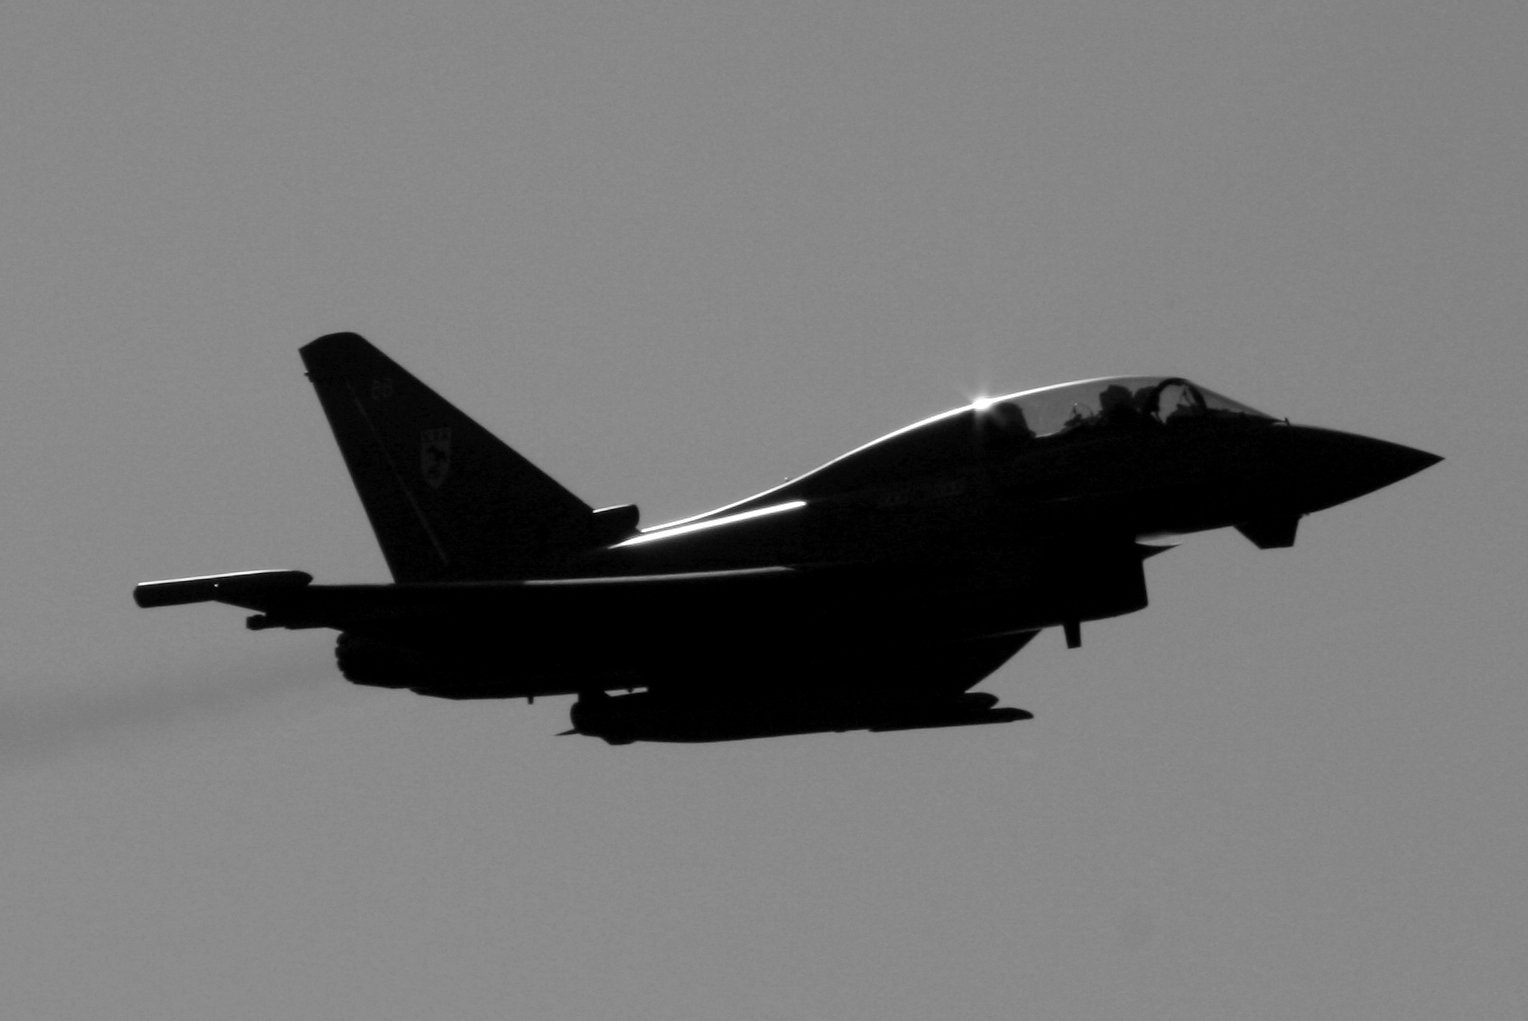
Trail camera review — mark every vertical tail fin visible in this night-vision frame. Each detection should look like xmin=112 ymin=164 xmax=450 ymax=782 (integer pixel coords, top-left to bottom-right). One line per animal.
xmin=300 ymin=333 xmax=618 ymax=581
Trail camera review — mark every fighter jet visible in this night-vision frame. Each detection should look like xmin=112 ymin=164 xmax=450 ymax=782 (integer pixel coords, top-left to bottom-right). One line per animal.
xmin=135 ymin=333 xmax=1439 ymax=743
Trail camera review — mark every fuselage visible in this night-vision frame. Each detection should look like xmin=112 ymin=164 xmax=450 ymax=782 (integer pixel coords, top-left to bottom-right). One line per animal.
xmin=573 ymin=375 xmax=1437 ymax=576
xmin=307 ymin=375 xmax=1434 ymax=700
xmin=135 ymin=355 xmax=1440 ymax=727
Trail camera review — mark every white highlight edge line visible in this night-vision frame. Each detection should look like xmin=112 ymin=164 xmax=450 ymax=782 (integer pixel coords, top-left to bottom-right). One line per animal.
xmin=613 ymin=501 xmax=807 ymax=547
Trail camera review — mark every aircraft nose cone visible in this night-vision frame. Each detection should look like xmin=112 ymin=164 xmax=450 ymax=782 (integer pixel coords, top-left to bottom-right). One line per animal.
xmin=1276 ymin=426 xmax=1442 ymax=513
xmin=1358 ymin=436 xmax=1443 ymax=486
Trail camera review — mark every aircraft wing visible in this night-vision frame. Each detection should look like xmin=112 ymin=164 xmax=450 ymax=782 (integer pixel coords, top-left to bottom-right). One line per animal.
xmin=131 ymin=555 xmax=1076 ymax=645
xmin=133 ymin=566 xmax=803 ymax=630
xmin=134 ymin=565 xmax=1043 ymax=737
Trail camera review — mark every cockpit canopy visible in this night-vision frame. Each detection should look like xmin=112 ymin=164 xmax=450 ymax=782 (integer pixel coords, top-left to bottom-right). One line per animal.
xmin=716 ymin=376 xmax=1274 ymax=509
xmin=980 ymin=376 xmax=1271 ymax=439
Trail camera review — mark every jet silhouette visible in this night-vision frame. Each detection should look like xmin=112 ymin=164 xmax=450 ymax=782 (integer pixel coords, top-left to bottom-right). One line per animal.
xmin=136 ymin=334 xmax=1440 ymax=743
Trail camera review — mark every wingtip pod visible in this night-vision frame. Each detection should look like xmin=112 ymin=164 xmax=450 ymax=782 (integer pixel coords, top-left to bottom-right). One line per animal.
xmin=133 ymin=570 xmax=313 ymax=609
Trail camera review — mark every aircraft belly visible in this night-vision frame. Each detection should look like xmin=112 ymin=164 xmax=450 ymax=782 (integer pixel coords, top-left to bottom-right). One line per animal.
xmin=311 ymin=543 xmax=1149 ymax=699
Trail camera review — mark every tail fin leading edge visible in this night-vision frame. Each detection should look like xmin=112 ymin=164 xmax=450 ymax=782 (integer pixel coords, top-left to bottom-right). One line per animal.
xmin=300 ymin=332 xmax=604 ymax=582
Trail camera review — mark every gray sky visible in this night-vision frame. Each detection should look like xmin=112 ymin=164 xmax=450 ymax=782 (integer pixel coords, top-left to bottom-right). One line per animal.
xmin=1 ymin=2 xmax=1523 ymax=1018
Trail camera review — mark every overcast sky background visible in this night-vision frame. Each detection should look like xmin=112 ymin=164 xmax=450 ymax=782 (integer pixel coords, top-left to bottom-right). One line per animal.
xmin=0 ymin=2 xmax=1523 ymax=1018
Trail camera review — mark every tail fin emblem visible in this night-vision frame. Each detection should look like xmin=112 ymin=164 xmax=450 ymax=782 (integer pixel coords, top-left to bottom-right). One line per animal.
xmin=421 ymin=428 xmax=452 ymax=489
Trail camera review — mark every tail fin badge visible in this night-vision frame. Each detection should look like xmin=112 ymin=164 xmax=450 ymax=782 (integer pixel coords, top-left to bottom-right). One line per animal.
xmin=421 ymin=428 xmax=452 ymax=488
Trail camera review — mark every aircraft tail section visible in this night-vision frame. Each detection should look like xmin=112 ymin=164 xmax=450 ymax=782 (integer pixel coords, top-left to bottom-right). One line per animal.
xmin=301 ymin=332 xmax=624 ymax=581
